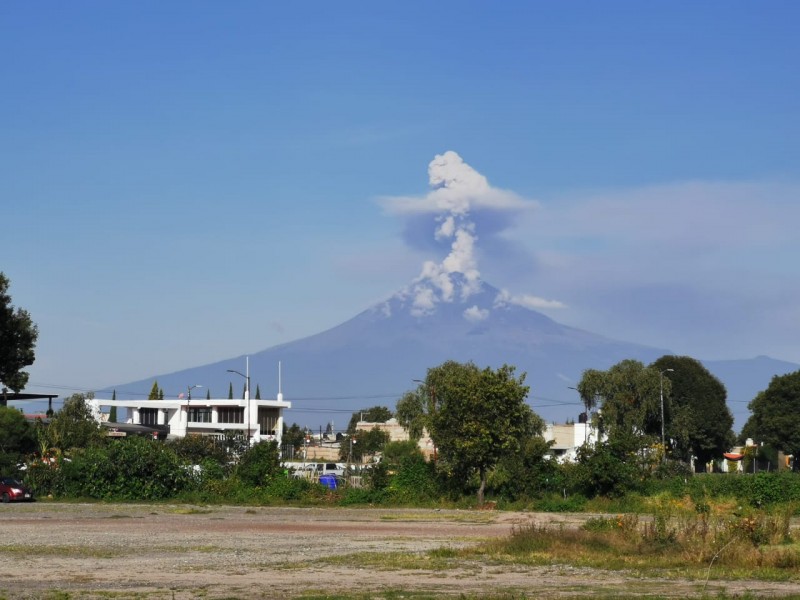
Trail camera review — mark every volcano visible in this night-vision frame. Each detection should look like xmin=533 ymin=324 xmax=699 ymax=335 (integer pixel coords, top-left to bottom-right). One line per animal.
xmin=110 ymin=278 xmax=693 ymax=429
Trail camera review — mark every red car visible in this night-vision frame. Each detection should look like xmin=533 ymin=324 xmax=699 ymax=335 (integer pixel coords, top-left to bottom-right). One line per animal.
xmin=0 ymin=477 xmax=34 ymax=503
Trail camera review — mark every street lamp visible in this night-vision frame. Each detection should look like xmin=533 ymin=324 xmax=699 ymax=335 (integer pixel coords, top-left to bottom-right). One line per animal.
xmin=187 ymin=384 xmax=202 ymax=427
xmin=660 ymin=369 xmax=674 ymax=462
xmin=228 ymin=365 xmax=252 ymax=442
xmin=567 ymin=386 xmax=589 ymax=443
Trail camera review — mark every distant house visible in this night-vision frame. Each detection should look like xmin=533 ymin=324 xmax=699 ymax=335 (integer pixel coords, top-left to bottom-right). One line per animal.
xmin=543 ymin=421 xmax=601 ymax=463
xmin=356 ymin=418 xmax=436 ymax=460
xmin=88 ymin=393 xmax=290 ymax=445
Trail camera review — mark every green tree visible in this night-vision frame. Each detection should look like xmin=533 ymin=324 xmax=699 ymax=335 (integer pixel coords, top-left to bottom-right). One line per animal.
xmin=346 ymin=405 xmax=393 ymax=433
xmin=228 ymin=382 xmax=233 ymax=400
xmin=206 ymin=389 xmax=211 ymax=400
xmin=0 ymin=406 xmax=36 ymax=474
xmin=421 ymin=360 xmax=539 ymax=505
xmin=0 ymin=273 xmax=39 ymax=398
xmin=45 ymin=393 xmax=104 ymax=453
xmin=650 ymin=355 xmax=734 ymax=468
xmin=255 ymin=384 xmax=261 ymax=400
xmin=578 ymin=359 xmax=669 ymax=454
xmin=396 ymin=387 xmax=432 ymax=441
xmin=340 ymin=427 xmax=390 ymax=462
xmin=740 ymin=370 xmax=800 ymax=463
xmin=148 ymin=381 xmax=160 ymax=400
xmin=282 ymin=422 xmax=305 ymax=455
xmin=109 ymin=390 xmax=117 ymax=423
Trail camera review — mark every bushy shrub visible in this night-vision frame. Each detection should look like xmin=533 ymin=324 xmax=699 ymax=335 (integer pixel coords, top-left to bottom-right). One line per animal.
xmin=533 ymin=493 xmax=587 ymax=512
xmin=572 ymin=441 xmax=642 ymax=498
xmin=59 ymin=436 xmax=194 ymax=500
xmin=235 ymin=441 xmax=281 ymax=487
xmin=389 ymin=453 xmax=440 ymax=502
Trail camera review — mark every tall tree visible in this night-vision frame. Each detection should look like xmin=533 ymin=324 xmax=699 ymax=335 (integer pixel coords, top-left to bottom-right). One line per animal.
xmin=206 ymin=389 xmax=211 ymax=400
xmin=109 ymin=390 xmax=117 ymax=423
xmin=578 ymin=359 xmax=668 ymax=455
xmin=45 ymin=393 xmax=104 ymax=453
xmin=740 ymin=370 xmax=800 ymax=463
xmin=148 ymin=381 xmax=160 ymax=400
xmin=422 ymin=360 xmax=539 ymax=505
xmin=650 ymin=355 xmax=734 ymax=467
xmin=346 ymin=406 xmax=393 ymax=434
xmin=396 ymin=387 xmax=432 ymax=441
xmin=255 ymin=384 xmax=261 ymax=400
xmin=0 ymin=273 xmax=39 ymax=398
xmin=228 ymin=382 xmax=233 ymax=400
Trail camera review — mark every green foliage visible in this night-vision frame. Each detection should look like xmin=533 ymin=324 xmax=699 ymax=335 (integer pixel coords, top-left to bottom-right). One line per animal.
xmin=381 ymin=440 xmax=422 ymax=467
xmin=573 ymin=439 xmax=643 ymax=498
xmin=366 ymin=461 xmax=390 ymax=491
xmin=0 ymin=406 xmax=35 ymax=473
xmin=148 ymin=381 xmax=160 ymax=400
xmin=532 ymin=493 xmax=588 ymax=512
xmin=58 ymin=436 xmax=193 ymax=500
xmin=395 ymin=388 xmax=428 ymax=440
xmin=650 ymin=355 xmax=734 ymax=466
xmin=168 ymin=434 xmax=230 ymax=469
xmin=741 ymin=370 xmax=800 ymax=457
xmin=340 ymin=426 xmax=389 ymax=461
xmin=282 ymin=422 xmax=306 ymax=455
xmin=44 ymin=394 xmax=104 ymax=453
xmin=109 ymin=390 xmax=117 ymax=423
xmin=490 ymin=436 xmax=560 ymax=501
xmin=388 ymin=451 xmax=440 ymax=502
xmin=346 ymin=405 xmax=393 ymax=433
xmin=339 ymin=486 xmax=388 ymax=505
xmin=235 ymin=440 xmax=281 ymax=487
xmin=0 ymin=272 xmax=39 ymax=394
xmin=578 ymin=359 xmax=666 ymax=448
xmin=420 ymin=360 xmax=539 ymax=504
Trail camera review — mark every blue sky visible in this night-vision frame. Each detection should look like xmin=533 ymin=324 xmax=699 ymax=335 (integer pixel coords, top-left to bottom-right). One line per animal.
xmin=3 ymin=2 xmax=799 ymax=398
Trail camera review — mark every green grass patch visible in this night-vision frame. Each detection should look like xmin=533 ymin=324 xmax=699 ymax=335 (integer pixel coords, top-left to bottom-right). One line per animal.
xmin=0 ymin=544 xmax=124 ymax=559
xmin=378 ymin=511 xmax=495 ymax=524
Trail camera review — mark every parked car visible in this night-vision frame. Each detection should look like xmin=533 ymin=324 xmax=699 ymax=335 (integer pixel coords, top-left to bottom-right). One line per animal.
xmin=0 ymin=477 xmax=34 ymax=503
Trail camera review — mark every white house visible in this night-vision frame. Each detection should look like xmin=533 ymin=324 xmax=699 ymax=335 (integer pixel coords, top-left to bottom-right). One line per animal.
xmin=88 ymin=393 xmax=291 ymax=445
xmin=543 ymin=421 xmax=602 ymax=463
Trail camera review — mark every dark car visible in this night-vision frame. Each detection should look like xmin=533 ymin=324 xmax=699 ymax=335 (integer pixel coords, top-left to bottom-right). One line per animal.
xmin=0 ymin=477 xmax=34 ymax=503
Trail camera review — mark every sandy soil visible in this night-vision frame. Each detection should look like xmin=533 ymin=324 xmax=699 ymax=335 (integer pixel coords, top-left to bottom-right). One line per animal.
xmin=0 ymin=502 xmax=798 ymax=599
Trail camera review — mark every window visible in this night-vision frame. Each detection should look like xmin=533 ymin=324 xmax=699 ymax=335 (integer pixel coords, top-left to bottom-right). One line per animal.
xmin=188 ymin=407 xmax=211 ymax=423
xmin=140 ymin=408 xmax=158 ymax=426
xmin=258 ymin=407 xmax=279 ymax=435
xmin=218 ymin=407 xmax=244 ymax=424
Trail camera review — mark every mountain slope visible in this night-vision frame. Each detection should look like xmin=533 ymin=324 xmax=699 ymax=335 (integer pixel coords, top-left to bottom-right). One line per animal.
xmin=111 ymin=280 xmax=798 ymax=432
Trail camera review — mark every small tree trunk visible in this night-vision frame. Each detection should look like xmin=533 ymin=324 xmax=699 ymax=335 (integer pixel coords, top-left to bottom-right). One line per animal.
xmin=477 ymin=466 xmax=486 ymax=506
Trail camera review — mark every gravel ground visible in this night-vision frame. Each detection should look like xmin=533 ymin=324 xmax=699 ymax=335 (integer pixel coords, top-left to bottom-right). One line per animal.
xmin=0 ymin=502 xmax=798 ymax=599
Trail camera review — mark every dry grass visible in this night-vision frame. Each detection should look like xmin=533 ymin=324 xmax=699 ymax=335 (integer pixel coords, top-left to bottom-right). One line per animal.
xmin=473 ymin=508 xmax=800 ymax=581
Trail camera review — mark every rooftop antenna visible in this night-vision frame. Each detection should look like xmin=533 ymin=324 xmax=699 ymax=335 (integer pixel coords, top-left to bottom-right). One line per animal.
xmin=277 ymin=361 xmax=283 ymax=402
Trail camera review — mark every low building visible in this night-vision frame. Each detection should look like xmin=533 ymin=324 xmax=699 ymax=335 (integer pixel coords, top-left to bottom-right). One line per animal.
xmin=543 ymin=422 xmax=601 ymax=463
xmin=356 ymin=418 xmax=436 ymax=460
xmin=88 ymin=393 xmax=290 ymax=445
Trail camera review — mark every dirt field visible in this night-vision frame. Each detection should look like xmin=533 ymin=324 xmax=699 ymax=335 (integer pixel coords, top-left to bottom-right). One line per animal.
xmin=1 ymin=502 xmax=799 ymax=599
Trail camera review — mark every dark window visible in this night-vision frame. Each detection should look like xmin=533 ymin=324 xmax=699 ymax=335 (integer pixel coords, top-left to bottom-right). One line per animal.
xmin=188 ymin=407 xmax=211 ymax=423
xmin=218 ymin=407 xmax=244 ymax=424
xmin=140 ymin=408 xmax=158 ymax=426
xmin=258 ymin=407 xmax=279 ymax=435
